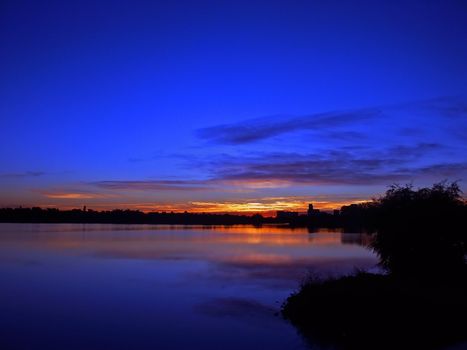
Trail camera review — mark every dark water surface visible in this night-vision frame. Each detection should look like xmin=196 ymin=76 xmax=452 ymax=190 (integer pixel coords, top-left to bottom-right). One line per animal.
xmin=0 ymin=224 xmax=377 ymax=350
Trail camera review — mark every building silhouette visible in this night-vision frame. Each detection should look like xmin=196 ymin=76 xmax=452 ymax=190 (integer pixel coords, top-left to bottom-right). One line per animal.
xmin=307 ymin=203 xmax=314 ymax=216
xmin=307 ymin=203 xmax=320 ymax=216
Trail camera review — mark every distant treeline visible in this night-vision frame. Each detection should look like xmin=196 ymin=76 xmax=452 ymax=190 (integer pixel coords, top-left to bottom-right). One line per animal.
xmin=1 ymin=182 xmax=466 ymax=229
xmin=0 ymin=207 xmax=266 ymax=225
xmin=0 ymin=205 xmax=379 ymax=227
xmin=287 ymin=182 xmax=467 ymax=232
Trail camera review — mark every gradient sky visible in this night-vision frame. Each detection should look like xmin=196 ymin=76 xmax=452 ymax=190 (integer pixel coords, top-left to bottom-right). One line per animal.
xmin=1 ymin=0 xmax=467 ymax=214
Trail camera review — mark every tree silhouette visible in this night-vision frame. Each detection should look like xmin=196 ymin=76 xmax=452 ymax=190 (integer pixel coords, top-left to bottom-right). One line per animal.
xmin=371 ymin=181 xmax=466 ymax=281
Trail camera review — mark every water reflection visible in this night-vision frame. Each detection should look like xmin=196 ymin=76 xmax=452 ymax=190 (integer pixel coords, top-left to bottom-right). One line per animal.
xmin=0 ymin=224 xmax=377 ymax=350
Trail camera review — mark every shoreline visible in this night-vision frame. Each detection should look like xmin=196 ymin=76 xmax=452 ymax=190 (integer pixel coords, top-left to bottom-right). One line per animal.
xmin=281 ymin=272 xmax=467 ymax=350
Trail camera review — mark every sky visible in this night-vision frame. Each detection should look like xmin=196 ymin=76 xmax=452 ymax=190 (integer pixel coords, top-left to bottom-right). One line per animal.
xmin=1 ymin=0 xmax=467 ymax=215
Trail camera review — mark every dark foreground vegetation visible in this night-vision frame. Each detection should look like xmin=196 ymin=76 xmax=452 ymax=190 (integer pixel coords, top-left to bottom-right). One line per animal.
xmin=282 ymin=272 xmax=467 ymax=349
xmin=282 ymin=182 xmax=467 ymax=349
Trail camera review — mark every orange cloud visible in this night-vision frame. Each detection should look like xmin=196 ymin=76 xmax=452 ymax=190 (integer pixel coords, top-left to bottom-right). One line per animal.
xmin=187 ymin=198 xmax=368 ymax=216
xmin=32 ymin=191 xmax=369 ymax=216
xmin=221 ymin=179 xmax=292 ymax=189
xmin=43 ymin=192 xmax=112 ymax=199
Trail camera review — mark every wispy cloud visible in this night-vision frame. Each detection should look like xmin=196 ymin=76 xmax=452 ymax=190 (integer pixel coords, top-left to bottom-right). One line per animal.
xmin=0 ymin=171 xmax=45 ymax=178
xmin=197 ymin=96 xmax=467 ymax=146
xmin=386 ymin=143 xmax=443 ymax=158
xmin=202 ymin=143 xmax=458 ymax=187
xmin=90 ymin=180 xmax=213 ymax=191
xmin=212 ymin=157 xmax=406 ymax=186
xmin=23 ymin=96 xmax=466 ymax=213
xmin=197 ymin=108 xmax=380 ymax=144
xmin=191 ymin=96 xmax=467 ymax=188
xmin=35 ymin=190 xmax=117 ymax=199
xmin=44 ymin=193 xmax=107 ymax=199
xmin=407 ymin=162 xmax=467 ymax=178
xmin=86 ymin=143 xmax=465 ymax=194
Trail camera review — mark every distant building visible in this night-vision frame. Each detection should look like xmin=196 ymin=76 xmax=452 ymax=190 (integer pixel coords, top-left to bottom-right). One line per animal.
xmin=307 ymin=203 xmax=314 ymax=216
xmin=307 ymin=203 xmax=320 ymax=216
xmin=276 ymin=211 xmax=299 ymax=220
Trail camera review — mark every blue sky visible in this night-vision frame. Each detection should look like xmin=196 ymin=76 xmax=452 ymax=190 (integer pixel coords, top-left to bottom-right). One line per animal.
xmin=1 ymin=0 xmax=467 ymax=213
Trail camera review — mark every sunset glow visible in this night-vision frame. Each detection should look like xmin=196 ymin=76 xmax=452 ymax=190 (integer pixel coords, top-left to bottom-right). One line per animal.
xmin=1 ymin=0 xmax=466 ymax=213
xmin=25 ymin=197 xmax=369 ymax=216
xmin=1 ymin=2 xmax=466 ymax=350
xmin=43 ymin=193 xmax=110 ymax=199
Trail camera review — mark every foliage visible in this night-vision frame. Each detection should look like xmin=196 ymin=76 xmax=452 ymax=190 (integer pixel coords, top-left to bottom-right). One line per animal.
xmin=282 ymin=271 xmax=467 ymax=349
xmin=371 ymin=181 xmax=466 ymax=281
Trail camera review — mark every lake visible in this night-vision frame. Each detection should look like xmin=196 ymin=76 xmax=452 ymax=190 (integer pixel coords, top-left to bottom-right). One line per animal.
xmin=0 ymin=223 xmax=377 ymax=350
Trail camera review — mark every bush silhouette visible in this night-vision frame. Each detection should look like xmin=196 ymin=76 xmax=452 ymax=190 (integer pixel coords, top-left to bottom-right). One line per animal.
xmin=371 ymin=182 xmax=466 ymax=281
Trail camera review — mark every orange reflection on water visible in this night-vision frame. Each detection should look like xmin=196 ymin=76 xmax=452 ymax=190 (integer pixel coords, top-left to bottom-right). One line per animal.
xmin=0 ymin=224 xmax=375 ymax=272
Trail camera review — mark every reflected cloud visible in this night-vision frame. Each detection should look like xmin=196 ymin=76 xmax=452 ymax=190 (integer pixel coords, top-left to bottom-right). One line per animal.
xmin=195 ymin=297 xmax=276 ymax=319
xmin=210 ymin=256 xmax=376 ymax=288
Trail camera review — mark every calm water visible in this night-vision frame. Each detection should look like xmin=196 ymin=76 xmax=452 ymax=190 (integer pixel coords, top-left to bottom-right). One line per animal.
xmin=0 ymin=224 xmax=377 ymax=350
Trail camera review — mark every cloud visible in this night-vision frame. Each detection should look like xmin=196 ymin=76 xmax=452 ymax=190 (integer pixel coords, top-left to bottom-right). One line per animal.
xmin=211 ymin=256 xmax=377 ymax=288
xmin=35 ymin=190 xmax=116 ymax=199
xmin=44 ymin=97 xmax=466 ymax=208
xmin=210 ymin=150 xmax=402 ymax=185
xmin=90 ymin=179 xmax=213 ymax=191
xmin=193 ymin=94 xmax=467 ymax=187
xmin=413 ymin=95 xmax=467 ymax=119
xmin=197 ymin=96 xmax=467 ymax=146
xmin=120 ymin=96 xmax=466 ymax=195
xmin=214 ymin=160 xmax=406 ymax=186
xmin=189 ymin=196 xmax=369 ymax=214
xmin=43 ymin=193 xmax=106 ymax=199
xmin=204 ymin=143 xmax=466 ymax=187
xmin=0 ymin=171 xmax=45 ymax=178
xmin=386 ymin=143 xmax=443 ymax=158
xmin=195 ymin=297 xmax=275 ymax=319
xmin=197 ymin=108 xmax=380 ymax=144
xmin=408 ymin=162 xmax=467 ymax=178
xmin=86 ymin=143 xmax=465 ymax=196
